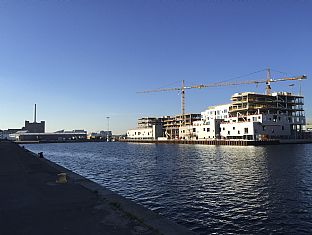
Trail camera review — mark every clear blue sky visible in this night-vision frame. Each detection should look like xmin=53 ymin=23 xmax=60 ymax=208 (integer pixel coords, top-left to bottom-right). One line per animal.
xmin=1 ymin=0 xmax=311 ymax=134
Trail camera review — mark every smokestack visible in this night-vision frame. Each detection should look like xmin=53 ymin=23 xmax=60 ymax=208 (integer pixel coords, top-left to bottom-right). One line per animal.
xmin=34 ymin=104 xmax=37 ymax=123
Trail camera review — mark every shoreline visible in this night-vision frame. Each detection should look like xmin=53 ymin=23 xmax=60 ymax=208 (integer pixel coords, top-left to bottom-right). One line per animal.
xmin=16 ymin=138 xmax=312 ymax=145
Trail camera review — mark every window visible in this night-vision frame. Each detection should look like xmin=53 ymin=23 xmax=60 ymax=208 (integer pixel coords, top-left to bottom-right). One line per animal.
xmin=223 ymin=127 xmax=225 ymax=130
xmin=238 ymin=130 xmax=240 ymax=134
xmin=281 ymin=126 xmax=284 ymax=130
xmin=207 ymin=128 xmax=210 ymax=132
xmin=233 ymin=127 xmax=235 ymax=130
xmin=193 ymin=128 xmax=196 ymax=132
xmin=253 ymin=117 xmax=257 ymax=122
xmin=244 ymin=128 xmax=248 ymax=134
xmin=203 ymin=128 xmax=205 ymax=131
xmin=228 ymin=131 xmax=230 ymax=135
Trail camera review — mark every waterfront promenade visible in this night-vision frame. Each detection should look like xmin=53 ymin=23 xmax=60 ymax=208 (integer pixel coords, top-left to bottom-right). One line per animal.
xmin=0 ymin=141 xmax=194 ymax=235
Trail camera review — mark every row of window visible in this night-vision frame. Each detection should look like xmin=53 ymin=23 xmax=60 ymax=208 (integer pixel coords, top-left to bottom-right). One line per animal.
xmin=226 ymin=128 xmax=248 ymax=135
xmin=128 ymin=131 xmax=151 ymax=136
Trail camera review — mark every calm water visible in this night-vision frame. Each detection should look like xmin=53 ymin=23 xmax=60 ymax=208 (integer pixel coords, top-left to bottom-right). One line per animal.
xmin=24 ymin=142 xmax=312 ymax=234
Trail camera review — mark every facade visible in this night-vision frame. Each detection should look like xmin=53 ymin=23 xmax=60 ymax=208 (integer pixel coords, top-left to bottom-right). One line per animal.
xmin=137 ymin=117 xmax=162 ymax=129
xmin=163 ymin=113 xmax=201 ymax=139
xmin=17 ymin=131 xmax=87 ymax=141
xmin=127 ymin=114 xmax=201 ymax=140
xmin=127 ymin=117 xmax=164 ymax=139
xmin=190 ymin=119 xmax=223 ymax=140
xmin=0 ymin=129 xmax=23 ymax=140
xmin=23 ymin=121 xmax=45 ymax=133
xmin=89 ymin=131 xmax=112 ymax=140
xmin=190 ymin=92 xmax=306 ymax=140
xmin=1 ymin=121 xmax=46 ymax=139
xmin=201 ymin=104 xmax=230 ymax=124
xmin=127 ymin=125 xmax=163 ymax=139
xmin=189 ymin=104 xmax=231 ymax=140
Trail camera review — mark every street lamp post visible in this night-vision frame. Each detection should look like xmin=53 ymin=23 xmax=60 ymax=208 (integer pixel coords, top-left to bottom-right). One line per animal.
xmin=106 ymin=116 xmax=110 ymax=141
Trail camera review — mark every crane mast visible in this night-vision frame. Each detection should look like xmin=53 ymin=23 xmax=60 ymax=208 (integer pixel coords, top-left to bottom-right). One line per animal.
xmin=266 ymin=68 xmax=271 ymax=95
xmin=181 ymin=80 xmax=185 ymax=125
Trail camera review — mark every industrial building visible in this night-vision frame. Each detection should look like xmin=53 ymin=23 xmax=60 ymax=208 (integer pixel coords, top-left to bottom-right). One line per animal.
xmin=17 ymin=131 xmax=87 ymax=142
xmin=88 ymin=131 xmax=112 ymax=140
xmin=23 ymin=120 xmax=45 ymax=133
xmin=0 ymin=104 xmax=89 ymax=142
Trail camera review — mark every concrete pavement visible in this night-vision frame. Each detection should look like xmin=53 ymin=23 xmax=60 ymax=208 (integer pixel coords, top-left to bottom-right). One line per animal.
xmin=0 ymin=141 xmax=195 ymax=235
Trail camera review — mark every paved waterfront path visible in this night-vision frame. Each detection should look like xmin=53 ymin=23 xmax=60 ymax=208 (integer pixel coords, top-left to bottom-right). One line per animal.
xmin=0 ymin=141 xmax=195 ymax=235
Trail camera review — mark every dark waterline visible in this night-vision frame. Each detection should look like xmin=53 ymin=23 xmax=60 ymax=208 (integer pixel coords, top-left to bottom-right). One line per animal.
xmin=24 ymin=142 xmax=312 ymax=234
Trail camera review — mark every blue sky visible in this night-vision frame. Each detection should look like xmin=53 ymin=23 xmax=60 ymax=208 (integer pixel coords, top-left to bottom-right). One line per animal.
xmin=0 ymin=0 xmax=311 ymax=134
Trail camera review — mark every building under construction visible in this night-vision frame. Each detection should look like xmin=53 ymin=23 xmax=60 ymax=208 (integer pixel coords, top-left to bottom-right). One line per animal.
xmin=163 ymin=114 xmax=201 ymax=139
xmin=227 ymin=92 xmax=305 ymax=138
xmin=127 ymin=91 xmax=306 ymax=141
xmin=128 ymin=69 xmax=308 ymax=141
xmin=127 ymin=114 xmax=200 ymax=140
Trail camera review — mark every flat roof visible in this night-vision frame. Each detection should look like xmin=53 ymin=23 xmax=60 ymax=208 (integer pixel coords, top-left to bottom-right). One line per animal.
xmin=19 ymin=132 xmax=87 ymax=136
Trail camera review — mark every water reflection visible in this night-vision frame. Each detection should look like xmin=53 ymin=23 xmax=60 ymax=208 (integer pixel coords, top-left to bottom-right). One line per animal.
xmin=24 ymin=142 xmax=312 ymax=234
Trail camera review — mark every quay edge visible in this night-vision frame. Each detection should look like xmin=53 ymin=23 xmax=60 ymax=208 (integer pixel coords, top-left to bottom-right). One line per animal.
xmin=0 ymin=141 xmax=196 ymax=235
xmin=118 ymin=139 xmax=312 ymax=145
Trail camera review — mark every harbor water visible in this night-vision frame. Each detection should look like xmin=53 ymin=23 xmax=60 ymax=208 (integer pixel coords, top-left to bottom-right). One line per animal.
xmin=24 ymin=142 xmax=312 ymax=234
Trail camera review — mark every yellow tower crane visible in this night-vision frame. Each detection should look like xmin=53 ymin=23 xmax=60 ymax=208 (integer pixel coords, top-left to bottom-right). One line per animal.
xmin=137 ymin=68 xmax=307 ymax=125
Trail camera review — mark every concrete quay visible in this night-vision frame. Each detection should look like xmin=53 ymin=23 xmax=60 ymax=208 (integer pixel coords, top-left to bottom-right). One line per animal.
xmin=118 ymin=139 xmax=280 ymax=146
xmin=119 ymin=138 xmax=312 ymax=145
xmin=0 ymin=141 xmax=195 ymax=235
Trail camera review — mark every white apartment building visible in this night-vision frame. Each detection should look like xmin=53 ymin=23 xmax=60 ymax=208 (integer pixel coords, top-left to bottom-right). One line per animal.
xmin=127 ymin=117 xmax=163 ymax=139
xmin=182 ymin=91 xmax=306 ymax=140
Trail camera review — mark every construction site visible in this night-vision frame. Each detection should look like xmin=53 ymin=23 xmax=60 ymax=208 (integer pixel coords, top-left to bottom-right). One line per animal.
xmin=126 ymin=69 xmax=311 ymax=145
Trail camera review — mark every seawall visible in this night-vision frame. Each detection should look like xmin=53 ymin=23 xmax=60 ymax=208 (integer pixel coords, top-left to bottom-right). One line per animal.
xmin=0 ymin=141 xmax=195 ymax=235
xmin=118 ymin=139 xmax=280 ymax=146
xmin=119 ymin=138 xmax=312 ymax=145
